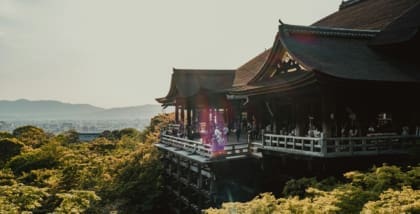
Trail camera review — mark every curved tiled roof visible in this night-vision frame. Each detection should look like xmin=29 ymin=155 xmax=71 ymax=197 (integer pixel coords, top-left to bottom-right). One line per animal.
xmin=278 ymin=24 xmax=420 ymax=83
xmin=157 ymin=0 xmax=420 ymax=102
xmin=156 ymin=69 xmax=235 ymax=104
xmin=370 ymin=2 xmax=420 ymax=45
xmin=229 ymin=0 xmax=420 ymax=96
xmin=233 ymin=49 xmax=271 ymax=87
xmin=313 ymin=0 xmax=419 ymax=30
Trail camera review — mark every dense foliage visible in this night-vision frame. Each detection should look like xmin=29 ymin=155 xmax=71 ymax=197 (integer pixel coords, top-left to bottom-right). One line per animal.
xmin=0 ymin=113 xmax=173 ymax=213
xmin=2 ymin=113 xmax=418 ymax=213
xmin=206 ymin=165 xmax=420 ymax=214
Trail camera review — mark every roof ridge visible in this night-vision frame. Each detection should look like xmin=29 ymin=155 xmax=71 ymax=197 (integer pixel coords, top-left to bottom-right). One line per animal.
xmin=339 ymin=0 xmax=367 ymax=10
xmin=173 ymin=68 xmax=235 ymax=71
xmin=280 ymin=23 xmax=379 ymax=39
xmin=173 ymin=68 xmax=235 ymax=75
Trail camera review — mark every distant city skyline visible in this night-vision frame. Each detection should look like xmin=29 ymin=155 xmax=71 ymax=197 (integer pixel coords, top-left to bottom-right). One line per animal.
xmin=0 ymin=0 xmax=340 ymax=108
xmin=0 ymin=98 xmax=158 ymax=109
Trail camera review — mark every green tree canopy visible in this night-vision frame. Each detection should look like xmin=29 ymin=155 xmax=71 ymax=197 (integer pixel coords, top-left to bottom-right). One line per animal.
xmin=0 ymin=138 xmax=24 ymax=165
xmin=12 ymin=126 xmax=49 ymax=148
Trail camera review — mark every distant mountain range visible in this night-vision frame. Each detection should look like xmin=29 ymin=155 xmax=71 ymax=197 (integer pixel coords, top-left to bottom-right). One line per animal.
xmin=0 ymin=99 xmax=164 ymax=120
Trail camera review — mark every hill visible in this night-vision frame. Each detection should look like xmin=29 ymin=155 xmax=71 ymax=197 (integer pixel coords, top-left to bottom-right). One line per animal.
xmin=0 ymin=99 xmax=162 ymax=120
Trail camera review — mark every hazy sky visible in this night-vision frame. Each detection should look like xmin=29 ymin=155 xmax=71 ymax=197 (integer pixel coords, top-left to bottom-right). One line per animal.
xmin=0 ymin=0 xmax=340 ymax=108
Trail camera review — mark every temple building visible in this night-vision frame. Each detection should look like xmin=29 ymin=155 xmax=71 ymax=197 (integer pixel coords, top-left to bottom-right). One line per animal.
xmin=155 ymin=0 xmax=420 ymax=212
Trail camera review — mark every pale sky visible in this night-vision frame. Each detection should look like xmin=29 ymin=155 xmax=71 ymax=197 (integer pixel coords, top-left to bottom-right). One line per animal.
xmin=0 ymin=0 xmax=340 ymax=108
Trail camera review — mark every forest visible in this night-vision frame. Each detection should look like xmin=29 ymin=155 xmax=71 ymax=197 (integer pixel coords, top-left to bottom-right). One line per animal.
xmin=0 ymin=113 xmax=419 ymax=213
xmin=0 ymin=114 xmax=172 ymax=213
xmin=206 ymin=164 xmax=419 ymax=213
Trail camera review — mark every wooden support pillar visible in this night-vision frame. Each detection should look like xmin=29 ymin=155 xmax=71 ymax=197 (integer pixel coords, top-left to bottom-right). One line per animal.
xmin=171 ymin=156 xmax=180 ymax=211
xmin=307 ymin=159 xmax=313 ymax=172
xmin=281 ymin=156 xmax=287 ymax=167
xmin=176 ymin=156 xmax=181 ymax=188
xmin=197 ymin=164 xmax=203 ymax=188
xmin=192 ymin=108 xmax=197 ymax=124
xmin=224 ymin=108 xmax=229 ymax=125
xmin=322 ymin=99 xmax=330 ymax=138
xmin=168 ymin=158 xmax=172 ymax=175
xmin=322 ymin=95 xmax=336 ymax=138
xmin=181 ymin=107 xmax=185 ymax=124
xmin=322 ymin=97 xmax=329 ymax=137
xmin=196 ymin=163 xmax=204 ymax=209
xmin=187 ymin=106 xmax=192 ymax=127
xmin=295 ymin=103 xmax=305 ymax=136
xmin=186 ymin=160 xmax=191 ymax=184
xmin=175 ymin=105 xmax=179 ymax=123
xmin=209 ymin=172 xmax=216 ymax=194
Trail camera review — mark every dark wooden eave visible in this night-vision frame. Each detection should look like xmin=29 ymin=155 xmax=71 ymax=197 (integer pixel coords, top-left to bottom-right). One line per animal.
xmin=227 ymin=23 xmax=420 ymax=97
xmin=156 ymin=68 xmax=235 ymax=105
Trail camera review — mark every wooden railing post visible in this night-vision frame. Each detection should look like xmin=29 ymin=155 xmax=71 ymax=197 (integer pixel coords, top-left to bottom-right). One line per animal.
xmin=197 ymin=164 xmax=203 ymax=188
xmin=209 ymin=173 xmax=216 ymax=194
xmin=293 ymin=137 xmax=296 ymax=150
xmin=321 ymin=136 xmax=327 ymax=156
xmin=247 ymin=139 xmax=251 ymax=155
xmin=310 ymin=139 xmax=314 ymax=152
xmin=362 ymin=139 xmax=367 ymax=151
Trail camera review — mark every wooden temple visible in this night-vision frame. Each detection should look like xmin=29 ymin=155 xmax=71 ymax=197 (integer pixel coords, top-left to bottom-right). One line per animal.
xmin=155 ymin=0 xmax=420 ymax=212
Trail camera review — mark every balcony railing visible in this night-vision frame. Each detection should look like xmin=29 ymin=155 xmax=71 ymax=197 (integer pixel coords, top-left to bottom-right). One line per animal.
xmin=160 ymin=134 xmax=212 ymax=157
xmin=159 ymin=134 xmax=249 ymax=159
xmin=158 ymin=131 xmax=419 ymax=159
xmin=262 ymin=134 xmax=323 ymax=157
xmin=262 ymin=134 xmax=420 ymax=158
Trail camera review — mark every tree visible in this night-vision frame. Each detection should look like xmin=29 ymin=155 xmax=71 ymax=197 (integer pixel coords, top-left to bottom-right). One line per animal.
xmin=109 ymin=143 xmax=163 ymax=213
xmin=206 ymin=165 xmax=420 ymax=214
xmin=56 ymin=130 xmax=79 ymax=144
xmin=362 ymin=186 xmax=420 ymax=213
xmin=0 ymin=183 xmax=49 ymax=213
xmin=12 ymin=126 xmax=49 ymax=148
xmin=0 ymin=131 xmax=13 ymax=139
xmin=7 ymin=141 xmax=64 ymax=174
xmin=0 ymin=138 xmax=24 ymax=165
xmin=54 ymin=190 xmax=100 ymax=213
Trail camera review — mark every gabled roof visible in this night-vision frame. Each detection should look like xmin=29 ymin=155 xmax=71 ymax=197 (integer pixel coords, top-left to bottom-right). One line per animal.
xmin=228 ymin=0 xmax=420 ymax=96
xmin=157 ymin=0 xmax=420 ymax=103
xmin=156 ymin=68 xmax=235 ymax=104
xmin=313 ymin=0 xmax=419 ymax=30
xmin=278 ymin=24 xmax=420 ymax=82
xmin=229 ymin=23 xmax=420 ymax=96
